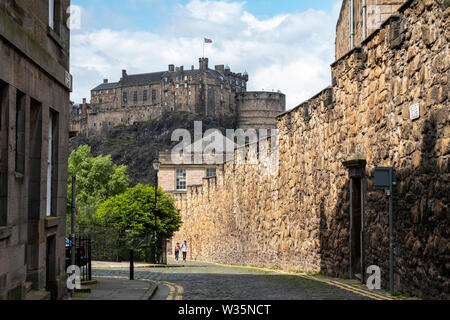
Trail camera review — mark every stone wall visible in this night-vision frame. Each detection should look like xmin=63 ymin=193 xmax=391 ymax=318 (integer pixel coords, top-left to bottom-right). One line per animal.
xmin=172 ymin=0 xmax=449 ymax=299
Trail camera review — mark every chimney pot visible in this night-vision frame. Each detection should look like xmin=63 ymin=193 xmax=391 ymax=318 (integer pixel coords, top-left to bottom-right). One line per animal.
xmin=122 ymin=70 xmax=127 ymax=78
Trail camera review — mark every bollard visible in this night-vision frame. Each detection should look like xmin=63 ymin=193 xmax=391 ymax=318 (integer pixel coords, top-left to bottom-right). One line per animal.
xmin=130 ymin=249 xmax=134 ymax=280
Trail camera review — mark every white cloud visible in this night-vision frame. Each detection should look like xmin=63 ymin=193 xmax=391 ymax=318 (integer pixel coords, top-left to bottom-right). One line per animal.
xmin=70 ymin=0 xmax=340 ymax=110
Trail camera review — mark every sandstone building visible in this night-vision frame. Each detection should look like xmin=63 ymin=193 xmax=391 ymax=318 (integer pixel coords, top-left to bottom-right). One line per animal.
xmin=336 ymin=0 xmax=409 ymax=59
xmin=171 ymin=0 xmax=449 ymax=299
xmin=0 ymin=0 xmax=71 ymax=299
xmin=70 ymin=58 xmax=286 ymax=136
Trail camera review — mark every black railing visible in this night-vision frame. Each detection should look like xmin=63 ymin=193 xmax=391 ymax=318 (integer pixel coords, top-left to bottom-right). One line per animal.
xmin=66 ymin=236 xmax=92 ymax=282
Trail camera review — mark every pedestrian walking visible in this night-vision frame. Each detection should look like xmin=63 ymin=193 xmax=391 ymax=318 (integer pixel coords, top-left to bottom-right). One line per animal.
xmin=174 ymin=243 xmax=181 ymax=261
xmin=181 ymin=241 xmax=188 ymax=262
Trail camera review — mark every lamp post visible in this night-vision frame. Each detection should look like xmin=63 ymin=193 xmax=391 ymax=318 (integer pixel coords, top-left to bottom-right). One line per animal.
xmin=152 ymin=157 xmax=161 ymax=264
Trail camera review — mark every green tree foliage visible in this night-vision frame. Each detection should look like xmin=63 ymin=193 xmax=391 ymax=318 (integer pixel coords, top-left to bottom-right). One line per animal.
xmin=96 ymin=184 xmax=182 ymax=245
xmin=67 ymin=145 xmax=130 ymax=225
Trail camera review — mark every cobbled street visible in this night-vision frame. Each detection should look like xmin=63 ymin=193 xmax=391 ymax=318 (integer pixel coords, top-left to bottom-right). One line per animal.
xmin=91 ymin=259 xmax=392 ymax=300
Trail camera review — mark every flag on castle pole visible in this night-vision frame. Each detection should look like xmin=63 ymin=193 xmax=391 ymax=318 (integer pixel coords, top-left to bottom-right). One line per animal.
xmin=203 ymin=38 xmax=213 ymax=58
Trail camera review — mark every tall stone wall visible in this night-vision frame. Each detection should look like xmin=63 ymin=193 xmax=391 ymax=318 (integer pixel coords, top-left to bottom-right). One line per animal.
xmin=173 ymin=0 xmax=449 ymax=299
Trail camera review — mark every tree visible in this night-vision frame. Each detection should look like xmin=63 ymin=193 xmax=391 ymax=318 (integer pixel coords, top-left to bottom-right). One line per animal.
xmin=67 ymin=145 xmax=130 ymax=225
xmin=95 ymin=184 xmax=182 ymax=242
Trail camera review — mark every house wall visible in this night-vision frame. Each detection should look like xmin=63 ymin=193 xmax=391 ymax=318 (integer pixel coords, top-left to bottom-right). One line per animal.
xmin=0 ymin=0 xmax=71 ymax=300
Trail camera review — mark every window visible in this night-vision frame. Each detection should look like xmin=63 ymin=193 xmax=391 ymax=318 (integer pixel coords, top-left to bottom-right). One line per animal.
xmin=152 ymin=90 xmax=156 ymax=101
xmin=122 ymin=91 xmax=128 ymax=104
xmin=46 ymin=110 xmax=59 ymax=217
xmin=184 ymin=76 xmax=188 ymax=81
xmin=0 ymin=83 xmax=6 ymax=226
xmin=143 ymin=90 xmax=148 ymax=101
xmin=206 ymin=168 xmax=216 ymax=178
xmin=15 ymin=91 xmax=25 ymax=174
xmin=189 ymin=91 xmax=192 ymax=96
xmin=176 ymin=84 xmax=179 ymax=89
xmin=46 ymin=112 xmax=53 ymax=216
xmin=176 ymin=169 xmax=187 ymax=190
xmin=165 ymin=92 xmax=168 ymax=97
xmin=49 ymin=0 xmax=55 ymax=29
xmin=184 ymin=83 xmax=188 ymax=88
xmin=133 ymin=91 xmax=138 ymax=103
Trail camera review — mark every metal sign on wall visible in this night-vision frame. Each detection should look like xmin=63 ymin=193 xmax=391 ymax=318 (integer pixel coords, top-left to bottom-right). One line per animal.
xmin=409 ymin=103 xmax=420 ymax=121
xmin=374 ymin=167 xmax=396 ymax=189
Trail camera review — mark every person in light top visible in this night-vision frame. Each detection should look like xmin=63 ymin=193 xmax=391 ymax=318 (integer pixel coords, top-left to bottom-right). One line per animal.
xmin=181 ymin=241 xmax=188 ymax=262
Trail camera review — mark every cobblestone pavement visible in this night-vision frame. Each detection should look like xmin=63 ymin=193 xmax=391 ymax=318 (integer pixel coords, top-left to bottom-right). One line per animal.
xmin=91 ymin=258 xmax=390 ymax=300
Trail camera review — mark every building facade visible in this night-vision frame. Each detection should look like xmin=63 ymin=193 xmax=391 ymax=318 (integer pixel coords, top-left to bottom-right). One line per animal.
xmin=335 ymin=0 xmax=408 ymax=60
xmin=70 ymin=58 xmax=286 ymax=136
xmin=0 ymin=0 xmax=71 ymax=300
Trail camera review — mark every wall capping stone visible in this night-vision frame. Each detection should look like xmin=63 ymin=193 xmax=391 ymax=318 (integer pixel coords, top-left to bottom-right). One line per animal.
xmin=45 ymin=217 xmax=60 ymax=229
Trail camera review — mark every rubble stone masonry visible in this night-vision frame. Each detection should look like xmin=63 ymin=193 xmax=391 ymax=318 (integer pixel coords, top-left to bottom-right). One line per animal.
xmin=172 ymin=0 xmax=449 ymax=299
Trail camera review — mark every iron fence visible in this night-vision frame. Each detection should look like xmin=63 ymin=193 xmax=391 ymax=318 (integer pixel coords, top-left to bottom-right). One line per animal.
xmin=76 ymin=225 xmax=167 ymax=264
xmin=66 ymin=236 xmax=92 ymax=282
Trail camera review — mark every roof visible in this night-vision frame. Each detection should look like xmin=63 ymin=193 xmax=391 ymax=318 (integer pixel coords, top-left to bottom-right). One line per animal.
xmin=121 ymin=71 xmax=166 ymax=87
xmin=92 ymin=68 xmax=227 ymax=91
xmin=92 ymin=82 xmax=119 ymax=91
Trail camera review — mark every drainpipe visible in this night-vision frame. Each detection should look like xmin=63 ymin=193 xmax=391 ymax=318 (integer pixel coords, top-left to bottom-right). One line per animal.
xmin=350 ymin=0 xmax=354 ymax=50
xmin=362 ymin=0 xmax=367 ymax=40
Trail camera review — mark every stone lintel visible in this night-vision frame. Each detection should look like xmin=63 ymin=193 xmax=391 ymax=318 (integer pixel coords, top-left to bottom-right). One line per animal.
xmin=343 ymin=159 xmax=367 ymax=178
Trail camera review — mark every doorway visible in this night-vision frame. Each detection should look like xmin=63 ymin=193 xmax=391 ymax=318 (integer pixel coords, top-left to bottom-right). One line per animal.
xmin=351 ymin=178 xmax=362 ymax=280
xmin=343 ymin=159 xmax=366 ymax=284
xmin=46 ymin=235 xmax=57 ymax=299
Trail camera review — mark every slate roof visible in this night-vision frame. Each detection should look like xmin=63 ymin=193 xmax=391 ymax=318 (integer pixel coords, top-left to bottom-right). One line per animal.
xmin=92 ymin=68 xmax=227 ymax=91
xmin=92 ymin=82 xmax=119 ymax=91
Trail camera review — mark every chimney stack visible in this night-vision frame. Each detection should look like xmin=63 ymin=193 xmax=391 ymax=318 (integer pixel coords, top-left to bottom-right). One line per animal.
xmin=103 ymin=79 xmax=108 ymax=84
xmin=199 ymin=57 xmax=209 ymax=71
xmin=82 ymin=98 xmax=87 ymax=115
xmin=122 ymin=70 xmax=127 ymax=78
xmin=191 ymin=65 xmax=194 ymax=70
xmin=180 ymin=66 xmax=184 ymax=72
xmin=215 ymin=65 xmax=225 ymax=74
xmin=169 ymin=64 xmax=175 ymax=72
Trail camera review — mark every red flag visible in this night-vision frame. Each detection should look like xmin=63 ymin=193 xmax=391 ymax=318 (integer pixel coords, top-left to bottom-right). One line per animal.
xmin=204 ymin=38 xmax=213 ymax=43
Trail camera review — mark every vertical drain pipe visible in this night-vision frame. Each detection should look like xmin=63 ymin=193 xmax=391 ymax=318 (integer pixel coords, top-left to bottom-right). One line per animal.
xmin=350 ymin=0 xmax=354 ymax=50
xmin=362 ymin=0 xmax=367 ymax=40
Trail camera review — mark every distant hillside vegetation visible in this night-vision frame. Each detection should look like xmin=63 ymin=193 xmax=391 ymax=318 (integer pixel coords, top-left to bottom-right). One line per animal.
xmin=69 ymin=111 xmax=236 ymax=187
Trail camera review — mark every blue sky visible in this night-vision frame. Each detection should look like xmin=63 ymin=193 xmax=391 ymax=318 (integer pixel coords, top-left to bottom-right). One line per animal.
xmin=70 ymin=0 xmax=341 ymax=109
xmin=72 ymin=0 xmax=337 ymax=31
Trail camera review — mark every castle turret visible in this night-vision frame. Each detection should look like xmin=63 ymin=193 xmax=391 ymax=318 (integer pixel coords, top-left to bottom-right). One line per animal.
xmin=237 ymin=91 xmax=286 ymax=130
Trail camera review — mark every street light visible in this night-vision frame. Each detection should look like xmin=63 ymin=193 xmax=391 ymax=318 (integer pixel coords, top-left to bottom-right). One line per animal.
xmin=152 ymin=157 xmax=161 ymax=263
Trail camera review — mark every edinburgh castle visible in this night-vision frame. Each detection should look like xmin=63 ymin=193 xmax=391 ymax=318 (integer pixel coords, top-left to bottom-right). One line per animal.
xmin=70 ymin=57 xmax=286 ymax=136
